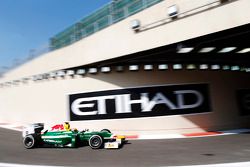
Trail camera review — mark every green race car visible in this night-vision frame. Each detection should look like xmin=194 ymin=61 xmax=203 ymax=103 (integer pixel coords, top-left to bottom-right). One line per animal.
xmin=22 ymin=123 xmax=126 ymax=149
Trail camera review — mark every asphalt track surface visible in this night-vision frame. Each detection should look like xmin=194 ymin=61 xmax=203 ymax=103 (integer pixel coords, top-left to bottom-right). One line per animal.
xmin=0 ymin=128 xmax=250 ymax=167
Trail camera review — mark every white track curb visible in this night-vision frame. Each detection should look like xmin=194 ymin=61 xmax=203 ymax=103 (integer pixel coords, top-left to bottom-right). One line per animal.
xmin=0 ymin=123 xmax=23 ymax=132
xmin=0 ymin=123 xmax=250 ymax=140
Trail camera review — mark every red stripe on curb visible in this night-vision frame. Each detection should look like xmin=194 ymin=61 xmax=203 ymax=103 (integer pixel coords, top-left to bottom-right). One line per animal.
xmin=14 ymin=126 xmax=24 ymax=130
xmin=125 ymin=135 xmax=139 ymax=139
xmin=183 ymin=131 xmax=222 ymax=137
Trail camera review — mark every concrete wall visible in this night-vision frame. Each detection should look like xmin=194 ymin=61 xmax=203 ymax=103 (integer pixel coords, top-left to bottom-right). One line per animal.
xmin=1 ymin=0 xmax=250 ymax=81
xmin=1 ymin=67 xmax=249 ymax=134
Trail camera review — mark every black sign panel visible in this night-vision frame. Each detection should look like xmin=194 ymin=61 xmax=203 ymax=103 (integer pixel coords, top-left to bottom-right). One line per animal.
xmin=69 ymin=84 xmax=211 ymax=121
xmin=237 ymin=89 xmax=250 ymax=116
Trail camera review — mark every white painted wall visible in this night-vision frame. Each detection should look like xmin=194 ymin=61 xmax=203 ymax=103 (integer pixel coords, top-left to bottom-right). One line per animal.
xmin=1 ymin=69 xmax=249 ymax=134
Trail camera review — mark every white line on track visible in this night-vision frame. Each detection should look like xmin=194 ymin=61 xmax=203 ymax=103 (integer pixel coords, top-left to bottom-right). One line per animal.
xmin=0 ymin=124 xmax=22 ymax=132
xmin=167 ymin=161 xmax=250 ymax=167
xmin=0 ymin=163 xmax=65 ymax=167
xmin=1 ymin=162 xmax=250 ymax=167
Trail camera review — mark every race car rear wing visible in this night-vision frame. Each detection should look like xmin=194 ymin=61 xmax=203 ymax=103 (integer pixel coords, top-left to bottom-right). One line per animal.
xmin=22 ymin=123 xmax=44 ymax=137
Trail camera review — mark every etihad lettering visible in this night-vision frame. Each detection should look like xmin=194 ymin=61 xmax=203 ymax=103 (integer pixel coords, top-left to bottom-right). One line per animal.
xmin=69 ymin=84 xmax=210 ymax=120
xmin=71 ymin=90 xmax=204 ymax=116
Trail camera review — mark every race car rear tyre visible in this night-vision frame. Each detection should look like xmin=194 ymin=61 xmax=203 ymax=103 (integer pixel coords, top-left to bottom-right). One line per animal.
xmin=23 ymin=135 xmax=35 ymax=149
xmin=89 ymin=135 xmax=103 ymax=149
xmin=101 ymin=129 xmax=111 ymax=133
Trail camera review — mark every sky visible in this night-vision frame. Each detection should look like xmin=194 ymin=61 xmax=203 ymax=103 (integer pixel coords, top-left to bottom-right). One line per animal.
xmin=0 ymin=0 xmax=111 ymax=73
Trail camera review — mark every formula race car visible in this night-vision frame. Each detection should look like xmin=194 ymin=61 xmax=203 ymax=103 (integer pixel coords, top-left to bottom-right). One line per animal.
xmin=22 ymin=123 xmax=126 ymax=149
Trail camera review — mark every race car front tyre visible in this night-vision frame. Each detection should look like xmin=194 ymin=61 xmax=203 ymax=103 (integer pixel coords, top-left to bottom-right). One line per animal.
xmin=101 ymin=129 xmax=111 ymax=133
xmin=23 ymin=135 xmax=35 ymax=149
xmin=89 ymin=135 xmax=103 ymax=149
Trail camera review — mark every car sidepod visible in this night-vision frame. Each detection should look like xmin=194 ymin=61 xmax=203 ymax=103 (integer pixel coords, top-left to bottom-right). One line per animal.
xmin=41 ymin=131 xmax=77 ymax=148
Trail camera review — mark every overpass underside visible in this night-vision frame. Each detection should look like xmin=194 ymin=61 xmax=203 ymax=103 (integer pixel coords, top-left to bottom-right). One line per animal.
xmin=86 ymin=23 xmax=250 ymax=68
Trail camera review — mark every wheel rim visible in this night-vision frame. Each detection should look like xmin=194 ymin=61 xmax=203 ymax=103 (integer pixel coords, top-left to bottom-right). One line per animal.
xmin=24 ymin=137 xmax=33 ymax=147
xmin=89 ymin=135 xmax=103 ymax=149
xmin=92 ymin=138 xmax=100 ymax=147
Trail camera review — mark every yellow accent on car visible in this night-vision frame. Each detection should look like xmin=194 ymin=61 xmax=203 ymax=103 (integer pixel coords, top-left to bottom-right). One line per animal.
xmin=116 ymin=135 xmax=125 ymax=139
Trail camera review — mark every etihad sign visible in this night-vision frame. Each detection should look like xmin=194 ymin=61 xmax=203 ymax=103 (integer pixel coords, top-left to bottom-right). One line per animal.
xmin=69 ymin=84 xmax=210 ymax=121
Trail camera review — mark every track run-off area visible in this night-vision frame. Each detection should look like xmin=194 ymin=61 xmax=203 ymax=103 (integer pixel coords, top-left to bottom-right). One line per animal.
xmin=0 ymin=128 xmax=250 ymax=167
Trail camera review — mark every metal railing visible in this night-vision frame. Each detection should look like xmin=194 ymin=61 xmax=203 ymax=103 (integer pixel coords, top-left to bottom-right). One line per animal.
xmin=135 ymin=0 xmax=236 ymax=32
xmin=49 ymin=0 xmax=163 ymax=50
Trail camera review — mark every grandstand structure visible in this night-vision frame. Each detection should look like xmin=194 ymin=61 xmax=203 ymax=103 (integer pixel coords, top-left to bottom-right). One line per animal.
xmin=0 ymin=0 xmax=250 ymax=134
